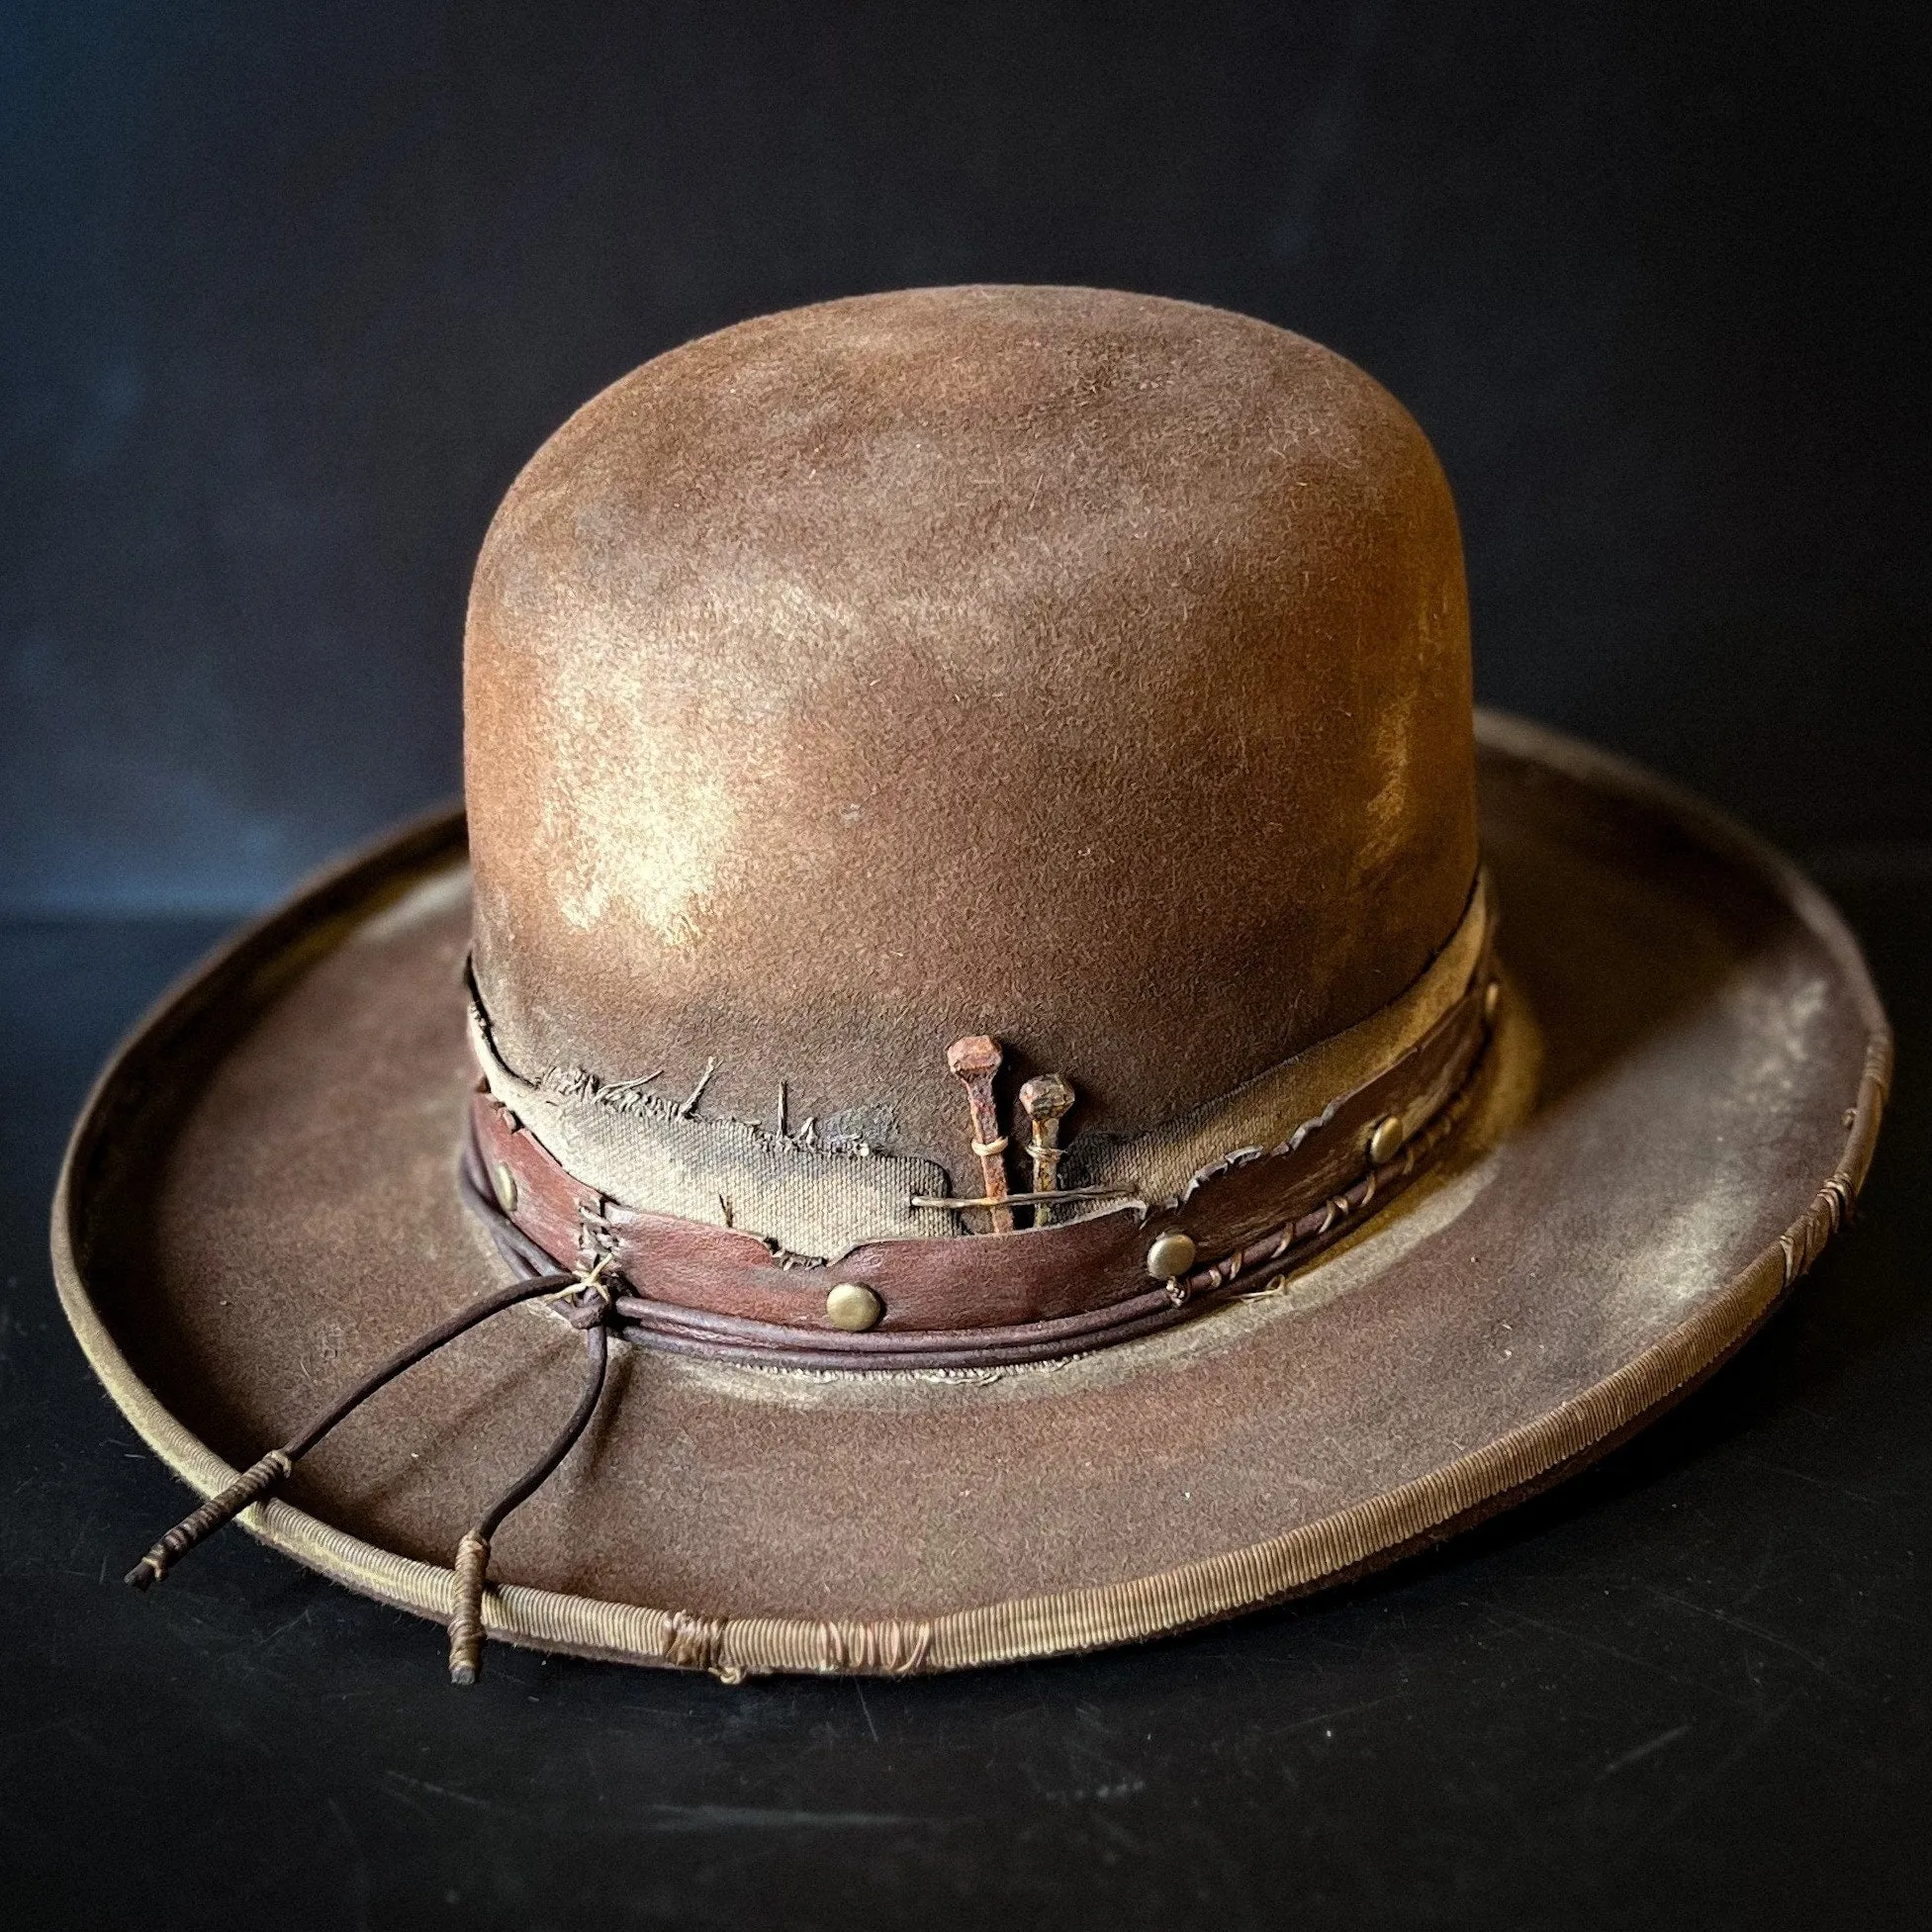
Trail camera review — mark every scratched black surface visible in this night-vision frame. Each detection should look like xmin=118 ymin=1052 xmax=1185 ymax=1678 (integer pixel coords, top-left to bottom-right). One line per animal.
xmin=0 ymin=868 xmax=1925 ymax=1931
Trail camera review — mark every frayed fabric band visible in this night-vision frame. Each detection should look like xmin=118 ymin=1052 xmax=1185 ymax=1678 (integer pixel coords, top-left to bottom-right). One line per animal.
xmin=460 ymin=1056 xmax=1488 ymax=1372
xmin=461 ymin=921 xmax=1501 ymax=1372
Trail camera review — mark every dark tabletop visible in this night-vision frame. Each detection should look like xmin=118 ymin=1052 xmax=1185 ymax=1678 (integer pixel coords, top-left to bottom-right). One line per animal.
xmin=2 ymin=867 xmax=1926 ymax=1932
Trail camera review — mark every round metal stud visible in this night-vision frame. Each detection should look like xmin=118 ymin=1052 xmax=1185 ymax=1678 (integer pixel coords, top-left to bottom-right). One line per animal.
xmin=490 ymin=1160 xmax=518 ymax=1216
xmin=1483 ymin=977 xmax=1502 ymax=1023
xmin=1366 ymin=1115 xmax=1405 ymax=1165
xmin=825 ymin=1282 xmax=883 ymax=1333
xmin=1145 ymin=1230 xmax=1198 ymax=1282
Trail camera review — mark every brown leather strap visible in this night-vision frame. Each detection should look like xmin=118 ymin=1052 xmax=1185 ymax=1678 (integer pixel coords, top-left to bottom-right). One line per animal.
xmin=466 ymin=944 xmax=1501 ymax=1372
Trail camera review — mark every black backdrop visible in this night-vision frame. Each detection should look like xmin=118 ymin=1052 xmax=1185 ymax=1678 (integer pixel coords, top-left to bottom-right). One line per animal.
xmin=6 ymin=12 xmax=1932 ymax=1930
xmin=3 ymin=0 xmax=1928 ymax=914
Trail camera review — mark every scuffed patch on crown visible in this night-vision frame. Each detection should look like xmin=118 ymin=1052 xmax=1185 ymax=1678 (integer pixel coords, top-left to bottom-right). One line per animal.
xmin=537 ymin=662 xmax=741 ymax=950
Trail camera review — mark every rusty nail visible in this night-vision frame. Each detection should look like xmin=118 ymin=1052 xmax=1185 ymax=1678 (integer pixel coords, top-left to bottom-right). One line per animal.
xmin=1017 ymin=1073 xmax=1075 ymax=1225
xmin=946 ymin=1036 xmax=1014 ymax=1233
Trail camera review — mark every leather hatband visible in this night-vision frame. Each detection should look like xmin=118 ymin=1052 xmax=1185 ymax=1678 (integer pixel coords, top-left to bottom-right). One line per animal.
xmin=462 ymin=927 xmax=1501 ymax=1372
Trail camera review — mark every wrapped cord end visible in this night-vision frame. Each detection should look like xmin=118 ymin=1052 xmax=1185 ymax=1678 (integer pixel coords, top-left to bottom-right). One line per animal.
xmin=124 ymin=1449 xmax=293 ymax=1590
xmin=447 ymin=1530 xmax=492 ymax=1686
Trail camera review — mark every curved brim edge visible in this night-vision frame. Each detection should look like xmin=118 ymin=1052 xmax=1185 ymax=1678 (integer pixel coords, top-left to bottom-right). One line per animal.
xmin=49 ymin=717 xmax=1892 ymax=1678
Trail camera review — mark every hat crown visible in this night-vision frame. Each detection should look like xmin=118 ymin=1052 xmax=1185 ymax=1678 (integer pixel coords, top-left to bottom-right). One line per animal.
xmin=465 ymin=286 xmax=1476 ymax=1183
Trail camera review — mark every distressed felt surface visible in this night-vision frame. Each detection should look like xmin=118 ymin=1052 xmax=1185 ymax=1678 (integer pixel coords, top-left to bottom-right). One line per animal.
xmin=3 ymin=847 xmax=1924 ymax=1932
xmin=59 ymin=740 xmax=1872 ymax=1622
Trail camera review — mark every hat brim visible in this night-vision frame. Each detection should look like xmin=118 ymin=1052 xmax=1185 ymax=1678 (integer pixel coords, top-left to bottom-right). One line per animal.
xmin=51 ymin=712 xmax=1888 ymax=1678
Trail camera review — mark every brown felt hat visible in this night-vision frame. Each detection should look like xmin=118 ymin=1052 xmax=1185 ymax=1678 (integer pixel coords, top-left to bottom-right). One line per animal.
xmin=55 ymin=287 xmax=1890 ymax=1681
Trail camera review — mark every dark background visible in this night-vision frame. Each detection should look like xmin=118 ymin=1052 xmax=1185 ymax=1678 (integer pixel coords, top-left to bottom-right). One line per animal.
xmin=4 ymin=5 xmax=1930 ymax=1929
xmin=3 ymin=0 xmax=1929 ymax=913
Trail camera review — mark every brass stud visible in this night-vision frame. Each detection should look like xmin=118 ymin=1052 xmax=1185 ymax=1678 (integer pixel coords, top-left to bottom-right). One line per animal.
xmin=1483 ymin=978 xmax=1502 ymax=1023
xmin=825 ymin=1282 xmax=883 ymax=1333
xmin=1366 ymin=1115 xmax=1405 ymax=1165
xmin=1145 ymin=1230 xmax=1197 ymax=1283
xmin=491 ymin=1160 xmax=518 ymax=1216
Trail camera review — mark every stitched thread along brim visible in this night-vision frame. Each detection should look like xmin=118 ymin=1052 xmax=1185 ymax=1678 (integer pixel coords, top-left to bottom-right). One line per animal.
xmin=50 ymin=713 xmax=1890 ymax=1678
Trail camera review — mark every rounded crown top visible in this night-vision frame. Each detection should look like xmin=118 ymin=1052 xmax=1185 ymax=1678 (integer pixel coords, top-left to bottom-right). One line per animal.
xmin=466 ymin=285 xmax=1476 ymax=1185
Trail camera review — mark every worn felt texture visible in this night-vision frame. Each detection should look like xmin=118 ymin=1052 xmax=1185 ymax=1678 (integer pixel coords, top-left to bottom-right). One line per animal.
xmin=465 ymin=287 xmax=1478 ymax=1187
xmin=62 ymin=728 xmax=1878 ymax=1630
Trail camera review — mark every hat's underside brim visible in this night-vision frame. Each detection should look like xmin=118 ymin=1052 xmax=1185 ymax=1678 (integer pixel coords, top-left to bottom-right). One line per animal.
xmin=52 ymin=714 xmax=1889 ymax=1678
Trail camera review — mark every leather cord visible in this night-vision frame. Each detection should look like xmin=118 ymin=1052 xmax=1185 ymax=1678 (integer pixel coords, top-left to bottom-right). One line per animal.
xmin=446 ymin=1305 xmax=610 ymax=1685
xmin=124 ymin=1250 xmax=616 ymax=1689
